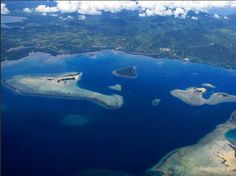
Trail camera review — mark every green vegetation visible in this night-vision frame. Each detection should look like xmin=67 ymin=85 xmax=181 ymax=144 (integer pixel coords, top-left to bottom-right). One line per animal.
xmin=2 ymin=11 xmax=236 ymax=68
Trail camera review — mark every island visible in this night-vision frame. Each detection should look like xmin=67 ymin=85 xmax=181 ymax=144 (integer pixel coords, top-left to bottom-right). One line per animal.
xmin=112 ymin=66 xmax=137 ymax=78
xmin=170 ymin=87 xmax=236 ymax=106
xmin=147 ymin=111 xmax=236 ymax=176
xmin=3 ymin=72 xmax=124 ymax=109
xmin=108 ymin=84 xmax=122 ymax=91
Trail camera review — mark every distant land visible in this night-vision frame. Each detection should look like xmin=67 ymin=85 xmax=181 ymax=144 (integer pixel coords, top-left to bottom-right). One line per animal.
xmin=1 ymin=10 xmax=236 ymax=69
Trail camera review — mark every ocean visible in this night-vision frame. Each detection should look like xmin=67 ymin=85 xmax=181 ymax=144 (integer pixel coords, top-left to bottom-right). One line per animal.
xmin=2 ymin=50 xmax=236 ymax=176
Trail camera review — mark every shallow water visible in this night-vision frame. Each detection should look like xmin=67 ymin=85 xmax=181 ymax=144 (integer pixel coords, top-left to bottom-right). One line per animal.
xmin=225 ymin=129 xmax=236 ymax=145
xmin=2 ymin=50 xmax=236 ymax=175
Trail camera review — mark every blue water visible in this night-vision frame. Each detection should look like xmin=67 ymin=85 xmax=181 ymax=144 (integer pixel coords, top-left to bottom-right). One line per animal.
xmin=2 ymin=50 xmax=236 ymax=176
xmin=225 ymin=129 xmax=236 ymax=145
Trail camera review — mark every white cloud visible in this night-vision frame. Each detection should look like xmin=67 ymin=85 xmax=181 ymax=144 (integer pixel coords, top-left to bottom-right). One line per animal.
xmin=35 ymin=5 xmax=58 ymax=14
xmin=213 ymin=13 xmax=220 ymax=19
xmin=223 ymin=16 xmax=229 ymax=20
xmin=59 ymin=15 xmax=74 ymax=20
xmin=67 ymin=15 xmax=73 ymax=19
xmin=191 ymin=16 xmax=198 ymax=20
xmin=78 ymin=15 xmax=86 ymax=20
xmin=27 ymin=1 xmax=236 ymax=19
xmin=174 ymin=7 xmax=187 ymax=18
xmin=50 ymin=14 xmax=58 ymax=17
xmin=57 ymin=1 xmax=138 ymax=15
xmin=23 ymin=8 xmax=32 ymax=13
xmin=137 ymin=1 xmax=236 ymax=18
xmin=139 ymin=12 xmax=146 ymax=17
xmin=1 ymin=3 xmax=10 ymax=14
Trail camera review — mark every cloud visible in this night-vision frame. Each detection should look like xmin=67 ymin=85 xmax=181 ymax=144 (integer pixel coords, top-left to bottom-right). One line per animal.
xmin=191 ymin=16 xmax=198 ymax=20
xmin=174 ymin=7 xmax=187 ymax=18
xmin=137 ymin=1 xmax=236 ymax=18
xmin=35 ymin=5 xmax=58 ymax=13
xmin=23 ymin=8 xmax=32 ymax=13
xmin=59 ymin=15 xmax=74 ymax=20
xmin=1 ymin=3 xmax=10 ymax=14
xmin=78 ymin=15 xmax=86 ymax=20
xmin=26 ymin=1 xmax=236 ymax=19
xmin=223 ymin=16 xmax=229 ymax=20
xmin=213 ymin=13 xmax=220 ymax=19
xmin=50 ymin=14 xmax=58 ymax=17
xmin=30 ymin=1 xmax=137 ymax=15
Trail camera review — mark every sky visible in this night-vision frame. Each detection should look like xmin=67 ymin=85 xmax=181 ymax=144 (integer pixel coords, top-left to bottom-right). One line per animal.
xmin=1 ymin=1 xmax=236 ymax=18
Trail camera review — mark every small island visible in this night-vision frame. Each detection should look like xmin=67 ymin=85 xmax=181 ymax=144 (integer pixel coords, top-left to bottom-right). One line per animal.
xmin=3 ymin=72 xmax=124 ymax=109
xmin=148 ymin=111 xmax=236 ymax=176
xmin=170 ymin=87 xmax=236 ymax=106
xmin=112 ymin=66 xmax=137 ymax=78
xmin=108 ymin=84 xmax=122 ymax=91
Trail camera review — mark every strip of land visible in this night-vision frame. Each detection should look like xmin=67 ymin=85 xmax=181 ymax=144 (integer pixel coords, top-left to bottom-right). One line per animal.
xmin=171 ymin=87 xmax=236 ymax=106
xmin=3 ymin=72 xmax=123 ymax=109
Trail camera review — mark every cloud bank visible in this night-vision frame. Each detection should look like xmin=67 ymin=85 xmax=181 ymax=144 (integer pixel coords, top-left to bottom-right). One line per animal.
xmin=1 ymin=3 xmax=10 ymax=14
xmin=25 ymin=1 xmax=236 ymax=18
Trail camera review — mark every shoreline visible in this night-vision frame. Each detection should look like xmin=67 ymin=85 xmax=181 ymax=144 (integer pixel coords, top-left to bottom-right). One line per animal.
xmin=112 ymin=66 xmax=138 ymax=79
xmin=2 ymin=80 xmax=120 ymax=110
xmin=2 ymin=74 xmax=124 ymax=110
xmin=2 ymin=49 xmax=236 ymax=71
xmin=149 ymin=111 xmax=236 ymax=175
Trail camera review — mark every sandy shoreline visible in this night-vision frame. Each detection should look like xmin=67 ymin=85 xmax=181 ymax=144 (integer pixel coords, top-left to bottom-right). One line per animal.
xmin=148 ymin=111 xmax=236 ymax=176
xmin=3 ymin=73 xmax=124 ymax=109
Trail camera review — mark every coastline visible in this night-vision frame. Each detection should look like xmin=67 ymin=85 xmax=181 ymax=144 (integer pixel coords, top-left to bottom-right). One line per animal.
xmin=149 ymin=111 xmax=236 ymax=176
xmin=2 ymin=49 xmax=236 ymax=71
xmin=2 ymin=74 xmax=124 ymax=110
xmin=2 ymin=81 xmax=121 ymax=110
xmin=112 ymin=67 xmax=138 ymax=79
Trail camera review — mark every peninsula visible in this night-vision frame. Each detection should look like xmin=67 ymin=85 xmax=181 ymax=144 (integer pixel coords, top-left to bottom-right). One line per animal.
xmin=171 ymin=87 xmax=236 ymax=106
xmin=148 ymin=111 xmax=236 ymax=176
xmin=112 ymin=66 xmax=137 ymax=79
xmin=3 ymin=72 xmax=123 ymax=109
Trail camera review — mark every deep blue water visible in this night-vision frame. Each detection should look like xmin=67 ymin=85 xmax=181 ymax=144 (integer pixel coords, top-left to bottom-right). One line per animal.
xmin=2 ymin=50 xmax=236 ymax=176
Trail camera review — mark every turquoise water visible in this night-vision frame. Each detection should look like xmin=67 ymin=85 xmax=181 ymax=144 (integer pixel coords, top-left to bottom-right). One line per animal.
xmin=225 ymin=129 xmax=236 ymax=145
xmin=2 ymin=50 xmax=236 ymax=176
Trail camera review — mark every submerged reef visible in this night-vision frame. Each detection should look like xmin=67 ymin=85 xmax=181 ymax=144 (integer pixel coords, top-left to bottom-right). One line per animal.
xmin=152 ymin=99 xmax=161 ymax=106
xmin=171 ymin=87 xmax=236 ymax=106
xmin=79 ymin=169 xmax=133 ymax=176
xmin=4 ymin=72 xmax=123 ymax=109
xmin=112 ymin=66 xmax=137 ymax=78
xmin=148 ymin=111 xmax=236 ymax=176
xmin=1 ymin=103 xmax=8 ymax=112
xmin=108 ymin=84 xmax=122 ymax=91
xmin=60 ymin=114 xmax=89 ymax=127
xmin=201 ymin=83 xmax=216 ymax=89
